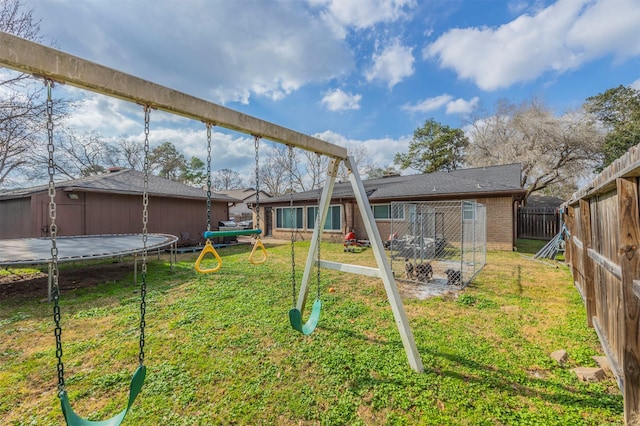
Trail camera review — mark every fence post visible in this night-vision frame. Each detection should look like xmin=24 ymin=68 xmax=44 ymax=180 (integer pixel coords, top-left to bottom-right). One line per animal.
xmin=579 ymin=199 xmax=596 ymax=328
xmin=566 ymin=206 xmax=581 ymax=291
xmin=616 ymin=177 xmax=640 ymax=424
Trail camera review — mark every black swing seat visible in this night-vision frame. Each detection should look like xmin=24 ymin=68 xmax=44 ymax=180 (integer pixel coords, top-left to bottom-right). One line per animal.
xmin=60 ymin=365 xmax=146 ymax=426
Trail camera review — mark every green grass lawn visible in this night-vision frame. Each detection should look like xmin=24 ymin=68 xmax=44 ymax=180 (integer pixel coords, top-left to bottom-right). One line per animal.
xmin=0 ymin=240 xmax=623 ymax=425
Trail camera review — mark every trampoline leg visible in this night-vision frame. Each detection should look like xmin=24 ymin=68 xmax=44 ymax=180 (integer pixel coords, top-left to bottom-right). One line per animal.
xmin=134 ymin=254 xmax=138 ymax=286
xmin=170 ymin=243 xmax=176 ymax=273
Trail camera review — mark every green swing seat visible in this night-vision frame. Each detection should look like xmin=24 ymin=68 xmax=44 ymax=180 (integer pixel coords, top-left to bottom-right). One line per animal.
xmin=59 ymin=365 xmax=146 ymax=426
xmin=289 ymin=299 xmax=322 ymax=335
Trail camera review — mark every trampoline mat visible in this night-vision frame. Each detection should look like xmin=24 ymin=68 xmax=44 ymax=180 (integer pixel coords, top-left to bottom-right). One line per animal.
xmin=0 ymin=234 xmax=178 ymax=266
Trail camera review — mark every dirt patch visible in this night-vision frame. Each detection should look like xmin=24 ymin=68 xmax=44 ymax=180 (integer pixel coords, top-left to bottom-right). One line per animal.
xmin=0 ymin=263 xmax=134 ymax=301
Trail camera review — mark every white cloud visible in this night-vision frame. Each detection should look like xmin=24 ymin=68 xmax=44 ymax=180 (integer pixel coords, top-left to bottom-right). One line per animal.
xmin=365 ymin=39 xmax=415 ymax=89
xmin=311 ymin=0 xmax=416 ymax=37
xmin=320 ymin=89 xmax=362 ymax=111
xmin=507 ymin=1 xmax=529 ymax=14
xmin=31 ymin=0 xmax=355 ymax=105
xmin=403 ymin=95 xmax=452 ymax=113
xmin=61 ymin=92 xmax=141 ymax=137
xmin=631 ymin=79 xmax=640 ymax=91
xmin=567 ymin=0 xmax=640 ymax=61
xmin=402 ymin=94 xmax=478 ymax=115
xmin=446 ymin=97 xmax=479 ymax=114
xmin=424 ymin=0 xmax=640 ymax=91
xmin=314 ymin=130 xmax=411 ymax=169
xmin=53 ymin=87 xmax=259 ymax=178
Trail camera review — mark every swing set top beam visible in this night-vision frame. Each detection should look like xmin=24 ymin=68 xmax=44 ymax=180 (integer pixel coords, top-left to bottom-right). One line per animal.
xmin=0 ymin=32 xmax=348 ymax=160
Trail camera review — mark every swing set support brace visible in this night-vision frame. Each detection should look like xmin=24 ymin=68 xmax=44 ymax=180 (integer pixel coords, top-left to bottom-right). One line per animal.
xmin=316 ymin=260 xmax=381 ymax=278
xmin=346 ymin=156 xmax=424 ymax=373
xmin=297 ymin=158 xmax=340 ymax=311
xmin=296 ymin=156 xmax=424 ymax=373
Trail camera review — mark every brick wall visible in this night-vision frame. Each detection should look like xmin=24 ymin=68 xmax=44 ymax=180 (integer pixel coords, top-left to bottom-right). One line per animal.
xmin=262 ymin=196 xmax=516 ymax=251
xmin=478 ymin=196 xmax=514 ymax=250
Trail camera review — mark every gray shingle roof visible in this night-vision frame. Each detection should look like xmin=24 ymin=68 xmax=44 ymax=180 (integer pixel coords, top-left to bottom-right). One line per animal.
xmin=266 ymin=163 xmax=524 ymax=203
xmin=0 ymin=169 xmax=239 ymax=202
xmin=217 ymin=188 xmax=272 ymax=203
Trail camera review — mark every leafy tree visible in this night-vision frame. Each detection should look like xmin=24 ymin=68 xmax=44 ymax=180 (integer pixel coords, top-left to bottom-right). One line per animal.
xmin=584 ymin=85 xmax=640 ymax=171
xmin=148 ymin=141 xmax=186 ymax=180
xmin=466 ymin=98 xmax=603 ymax=200
xmin=394 ymin=118 xmax=468 ymax=173
xmin=180 ymin=156 xmax=207 ymax=187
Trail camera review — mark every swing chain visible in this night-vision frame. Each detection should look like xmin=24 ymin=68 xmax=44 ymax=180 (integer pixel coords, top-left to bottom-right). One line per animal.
xmin=139 ymin=105 xmax=151 ymax=366
xmin=315 ymin=153 xmax=321 ymax=300
xmin=46 ymin=79 xmax=65 ymax=392
xmin=206 ymin=123 xmax=212 ymax=233
xmin=254 ymin=135 xmax=260 ymax=232
xmin=289 ymin=145 xmax=297 ymax=306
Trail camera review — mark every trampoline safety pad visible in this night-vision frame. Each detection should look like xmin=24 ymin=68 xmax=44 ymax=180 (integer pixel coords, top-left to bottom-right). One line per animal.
xmin=0 ymin=234 xmax=178 ymax=266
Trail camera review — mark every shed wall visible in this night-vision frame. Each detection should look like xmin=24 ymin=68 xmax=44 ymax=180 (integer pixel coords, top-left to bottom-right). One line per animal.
xmin=0 ymin=198 xmax=32 ymax=238
xmin=1 ymin=191 xmax=228 ymax=243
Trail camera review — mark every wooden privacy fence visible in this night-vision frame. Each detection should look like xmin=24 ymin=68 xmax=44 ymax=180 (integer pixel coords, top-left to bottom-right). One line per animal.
xmin=518 ymin=207 xmax=560 ymax=240
xmin=562 ymin=145 xmax=640 ymax=425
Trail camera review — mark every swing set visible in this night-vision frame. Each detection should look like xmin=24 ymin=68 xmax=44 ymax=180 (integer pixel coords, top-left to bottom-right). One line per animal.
xmin=0 ymin=31 xmax=424 ymax=425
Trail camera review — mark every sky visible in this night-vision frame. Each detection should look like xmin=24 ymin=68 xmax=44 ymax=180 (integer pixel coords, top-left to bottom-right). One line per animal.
xmin=9 ymin=0 xmax=640 ymax=183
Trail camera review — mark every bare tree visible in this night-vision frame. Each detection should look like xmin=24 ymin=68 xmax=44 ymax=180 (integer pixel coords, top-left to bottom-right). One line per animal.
xmin=259 ymin=159 xmax=288 ymax=196
xmin=0 ymin=0 xmax=41 ymax=44
xmin=212 ymin=168 xmax=244 ymax=191
xmin=0 ymin=0 xmax=51 ymax=188
xmin=28 ymin=128 xmax=117 ymax=179
xmin=337 ymin=145 xmax=371 ymax=181
xmin=303 ymin=150 xmax=328 ymax=190
xmin=0 ymin=89 xmax=47 ymax=185
xmin=259 ymin=143 xmax=380 ymax=194
xmin=264 ymin=144 xmax=306 ymax=192
xmin=56 ymin=129 xmax=109 ymax=178
xmin=466 ymin=98 xmax=603 ymax=200
xmin=110 ymin=134 xmax=144 ymax=170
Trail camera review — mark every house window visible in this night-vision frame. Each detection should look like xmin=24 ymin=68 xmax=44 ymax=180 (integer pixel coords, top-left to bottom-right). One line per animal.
xmin=276 ymin=207 xmax=303 ymax=229
xmin=307 ymin=205 xmax=341 ymax=230
xmin=372 ymin=204 xmax=404 ymax=220
xmin=463 ymin=202 xmax=476 ymax=221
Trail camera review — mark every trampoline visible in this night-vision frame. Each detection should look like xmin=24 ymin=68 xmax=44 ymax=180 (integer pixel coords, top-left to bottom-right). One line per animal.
xmin=0 ymin=234 xmax=178 ymax=266
xmin=0 ymin=234 xmax=178 ymax=301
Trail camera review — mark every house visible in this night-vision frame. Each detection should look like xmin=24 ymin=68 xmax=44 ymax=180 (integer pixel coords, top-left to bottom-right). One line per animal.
xmin=257 ymin=163 xmax=526 ymax=250
xmin=216 ymin=188 xmax=272 ymax=223
xmin=0 ymin=168 xmax=239 ymax=244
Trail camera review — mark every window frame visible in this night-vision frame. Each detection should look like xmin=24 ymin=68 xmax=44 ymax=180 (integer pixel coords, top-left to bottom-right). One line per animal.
xmin=275 ymin=206 xmax=304 ymax=229
xmin=372 ymin=203 xmax=405 ymax=221
xmin=306 ymin=205 xmax=342 ymax=231
xmin=462 ymin=202 xmax=476 ymax=221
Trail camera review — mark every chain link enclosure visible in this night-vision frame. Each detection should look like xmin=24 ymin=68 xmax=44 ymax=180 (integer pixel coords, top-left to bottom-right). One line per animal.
xmin=389 ymin=201 xmax=486 ymax=288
